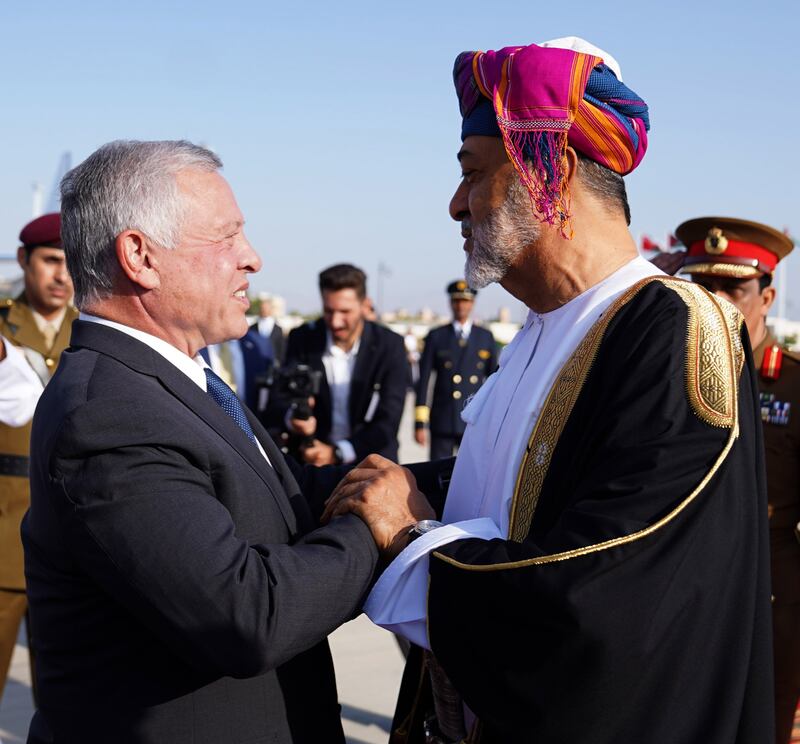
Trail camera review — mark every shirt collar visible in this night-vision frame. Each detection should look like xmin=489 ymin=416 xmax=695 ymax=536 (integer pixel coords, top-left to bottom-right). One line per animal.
xmin=325 ymin=329 xmax=361 ymax=359
xmin=31 ymin=306 xmax=67 ymax=334
xmin=453 ymin=319 xmax=473 ymax=336
xmin=79 ymin=312 xmax=208 ymax=390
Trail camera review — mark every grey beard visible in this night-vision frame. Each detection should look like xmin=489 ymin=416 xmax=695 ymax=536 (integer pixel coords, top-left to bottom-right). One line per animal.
xmin=464 ymin=179 xmax=541 ymax=289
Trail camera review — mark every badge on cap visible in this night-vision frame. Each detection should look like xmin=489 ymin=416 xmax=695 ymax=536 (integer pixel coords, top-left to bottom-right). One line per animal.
xmin=704 ymin=227 xmax=729 ymax=255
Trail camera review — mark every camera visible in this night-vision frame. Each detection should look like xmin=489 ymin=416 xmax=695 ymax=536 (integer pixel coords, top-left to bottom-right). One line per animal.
xmin=256 ymin=363 xmax=323 ymax=419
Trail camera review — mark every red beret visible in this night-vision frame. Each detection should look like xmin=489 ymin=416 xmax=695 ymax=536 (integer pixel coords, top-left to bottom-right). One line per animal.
xmin=19 ymin=213 xmax=61 ymax=250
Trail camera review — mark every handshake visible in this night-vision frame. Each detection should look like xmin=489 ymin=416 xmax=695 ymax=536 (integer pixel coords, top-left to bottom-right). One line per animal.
xmin=321 ymin=454 xmax=437 ymax=560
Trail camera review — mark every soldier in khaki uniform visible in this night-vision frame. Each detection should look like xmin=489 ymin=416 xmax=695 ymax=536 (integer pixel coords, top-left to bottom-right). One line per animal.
xmin=678 ymin=216 xmax=798 ymax=744
xmin=0 ymin=212 xmax=76 ymax=704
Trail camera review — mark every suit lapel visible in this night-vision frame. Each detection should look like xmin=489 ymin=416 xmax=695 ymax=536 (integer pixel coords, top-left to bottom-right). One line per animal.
xmin=70 ymin=321 xmax=299 ymax=533
xmin=460 ymin=325 xmax=480 ymax=367
xmin=306 ymin=324 xmax=332 ymax=434
xmin=349 ymin=321 xmax=376 ymax=422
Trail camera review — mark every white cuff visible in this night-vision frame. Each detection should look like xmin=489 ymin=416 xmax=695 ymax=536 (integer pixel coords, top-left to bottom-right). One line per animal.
xmin=335 ymin=439 xmax=357 ymax=464
xmin=364 ymin=517 xmax=502 ymax=649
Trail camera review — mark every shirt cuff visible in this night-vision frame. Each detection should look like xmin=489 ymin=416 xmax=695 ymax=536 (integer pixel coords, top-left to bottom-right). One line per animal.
xmin=335 ymin=439 xmax=357 ymax=464
xmin=364 ymin=517 xmax=502 ymax=648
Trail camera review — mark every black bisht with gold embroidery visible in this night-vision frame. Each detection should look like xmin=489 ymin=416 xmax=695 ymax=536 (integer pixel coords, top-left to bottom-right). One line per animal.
xmin=421 ymin=279 xmax=773 ymax=743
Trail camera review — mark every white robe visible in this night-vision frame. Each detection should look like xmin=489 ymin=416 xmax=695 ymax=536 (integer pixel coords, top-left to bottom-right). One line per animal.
xmin=364 ymin=256 xmax=663 ymax=648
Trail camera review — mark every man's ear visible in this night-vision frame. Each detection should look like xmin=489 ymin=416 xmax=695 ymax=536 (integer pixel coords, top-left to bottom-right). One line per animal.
xmin=760 ymin=285 xmax=776 ymax=318
xmin=564 ymin=146 xmax=580 ymax=185
xmin=16 ymin=245 xmax=29 ymax=270
xmin=115 ymin=231 xmax=160 ymax=290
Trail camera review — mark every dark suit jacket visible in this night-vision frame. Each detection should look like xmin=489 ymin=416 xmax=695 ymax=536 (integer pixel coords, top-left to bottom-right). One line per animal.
xmin=273 ymin=320 xmax=409 ymax=462
xmin=249 ymin=320 xmax=286 ymax=367
xmin=415 ymin=323 xmax=498 ymax=437
xmin=22 ymin=320 xmax=379 ymax=744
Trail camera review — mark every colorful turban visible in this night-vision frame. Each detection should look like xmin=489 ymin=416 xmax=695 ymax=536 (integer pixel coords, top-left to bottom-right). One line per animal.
xmin=454 ymin=39 xmax=650 ymax=236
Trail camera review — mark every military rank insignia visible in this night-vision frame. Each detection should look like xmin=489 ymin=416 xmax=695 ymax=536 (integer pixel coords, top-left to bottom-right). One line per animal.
xmin=760 ymin=344 xmax=783 ymax=381
xmin=761 ymin=392 xmax=791 ymax=425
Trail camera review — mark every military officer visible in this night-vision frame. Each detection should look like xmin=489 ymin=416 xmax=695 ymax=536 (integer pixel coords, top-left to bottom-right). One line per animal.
xmin=414 ymin=280 xmax=497 ymax=458
xmin=678 ymin=216 xmax=798 ymax=744
xmin=0 ymin=212 xmax=76 ymax=705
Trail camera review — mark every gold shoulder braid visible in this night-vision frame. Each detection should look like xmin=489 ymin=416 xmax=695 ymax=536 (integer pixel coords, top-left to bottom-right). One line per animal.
xmin=667 ymin=281 xmax=743 ymax=428
xmin=433 ymin=276 xmax=743 ymax=571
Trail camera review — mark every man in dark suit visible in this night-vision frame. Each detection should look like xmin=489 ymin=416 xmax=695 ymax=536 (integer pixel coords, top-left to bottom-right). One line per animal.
xmin=414 ymin=280 xmax=498 ymax=458
xmin=269 ymin=264 xmax=409 ymax=466
xmin=250 ymin=292 xmax=286 ymax=367
xmin=21 ymin=140 xmax=435 ymax=744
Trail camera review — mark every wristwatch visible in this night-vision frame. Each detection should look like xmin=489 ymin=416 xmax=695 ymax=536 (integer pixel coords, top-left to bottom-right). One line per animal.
xmin=407 ymin=520 xmax=444 ymax=543
xmin=333 ymin=446 xmax=344 ymax=465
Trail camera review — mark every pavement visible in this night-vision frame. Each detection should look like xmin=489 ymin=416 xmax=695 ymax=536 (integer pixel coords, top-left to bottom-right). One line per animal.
xmin=0 ymin=392 xmax=425 ymax=744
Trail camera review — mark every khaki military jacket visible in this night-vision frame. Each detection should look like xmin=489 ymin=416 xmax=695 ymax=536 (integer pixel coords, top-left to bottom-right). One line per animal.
xmin=0 ymin=294 xmax=77 ymax=589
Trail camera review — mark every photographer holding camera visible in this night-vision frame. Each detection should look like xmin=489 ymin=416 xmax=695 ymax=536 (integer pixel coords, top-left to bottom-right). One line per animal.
xmin=268 ymin=264 xmax=409 ymax=466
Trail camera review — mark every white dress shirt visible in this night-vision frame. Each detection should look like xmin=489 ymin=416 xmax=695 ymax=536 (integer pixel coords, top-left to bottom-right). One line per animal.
xmin=257 ymin=316 xmax=275 ymax=337
xmin=80 ymin=314 xmax=271 ymax=465
xmin=321 ymin=332 xmax=360 ymax=464
xmin=452 ymin=319 xmax=473 ymax=340
xmin=364 ymin=256 xmax=663 ymax=648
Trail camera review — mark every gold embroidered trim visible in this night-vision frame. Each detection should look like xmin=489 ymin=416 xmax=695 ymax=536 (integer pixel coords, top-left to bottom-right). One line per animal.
xmin=432 ymin=276 xmax=742 ymax=571
xmin=432 ymin=421 xmax=738 ymax=571
xmin=718 ymin=296 xmax=745 ymax=376
xmin=668 ymin=282 xmax=741 ymax=428
xmin=679 ymin=262 xmax=761 ymax=279
xmin=507 ymin=277 xmax=661 ymax=541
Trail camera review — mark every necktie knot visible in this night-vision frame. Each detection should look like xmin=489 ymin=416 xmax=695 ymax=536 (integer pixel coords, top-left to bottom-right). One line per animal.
xmin=204 ymin=367 xmax=257 ymax=447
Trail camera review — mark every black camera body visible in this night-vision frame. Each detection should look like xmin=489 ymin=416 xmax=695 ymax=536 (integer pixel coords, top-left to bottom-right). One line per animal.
xmin=257 ymin=363 xmax=323 ymax=419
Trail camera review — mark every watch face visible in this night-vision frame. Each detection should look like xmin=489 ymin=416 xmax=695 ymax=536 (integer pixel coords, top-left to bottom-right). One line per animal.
xmin=415 ymin=520 xmax=443 ymax=534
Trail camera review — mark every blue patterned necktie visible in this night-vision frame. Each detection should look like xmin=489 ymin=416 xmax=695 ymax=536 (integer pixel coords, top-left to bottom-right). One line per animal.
xmin=204 ymin=367 xmax=258 ymax=447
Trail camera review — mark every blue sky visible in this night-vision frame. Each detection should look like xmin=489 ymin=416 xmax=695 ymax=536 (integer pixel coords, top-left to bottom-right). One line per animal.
xmin=1 ymin=0 xmax=798 ymax=320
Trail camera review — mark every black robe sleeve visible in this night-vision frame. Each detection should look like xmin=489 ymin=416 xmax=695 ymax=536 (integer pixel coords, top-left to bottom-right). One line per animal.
xmin=425 ymin=282 xmax=774 ymax=744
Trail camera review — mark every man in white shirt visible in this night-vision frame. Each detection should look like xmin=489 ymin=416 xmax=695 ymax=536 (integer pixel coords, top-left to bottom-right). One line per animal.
xmin=270 ymin=263 xmax=409 ymax=466
xmin=0 ymin=212 xmax=76 ymax=707
xmin=323 ymin=38 xmax=772 ymax=743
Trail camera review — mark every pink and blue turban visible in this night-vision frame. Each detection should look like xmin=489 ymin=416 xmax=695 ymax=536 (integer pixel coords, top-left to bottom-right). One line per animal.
xmin=454 ymin=39 xmax=650 ymax=236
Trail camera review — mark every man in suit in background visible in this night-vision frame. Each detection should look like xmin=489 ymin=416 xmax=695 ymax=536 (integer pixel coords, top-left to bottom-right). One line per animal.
xmin=414 ymin=280 xmax=497 ymax=458
xmin=270 ymin=264 xmax=409 ymax=466
xmin=22 ymin=140 xmax=434 ymax=744
xmin=250 ymin=292 xmax=285 ymax=366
